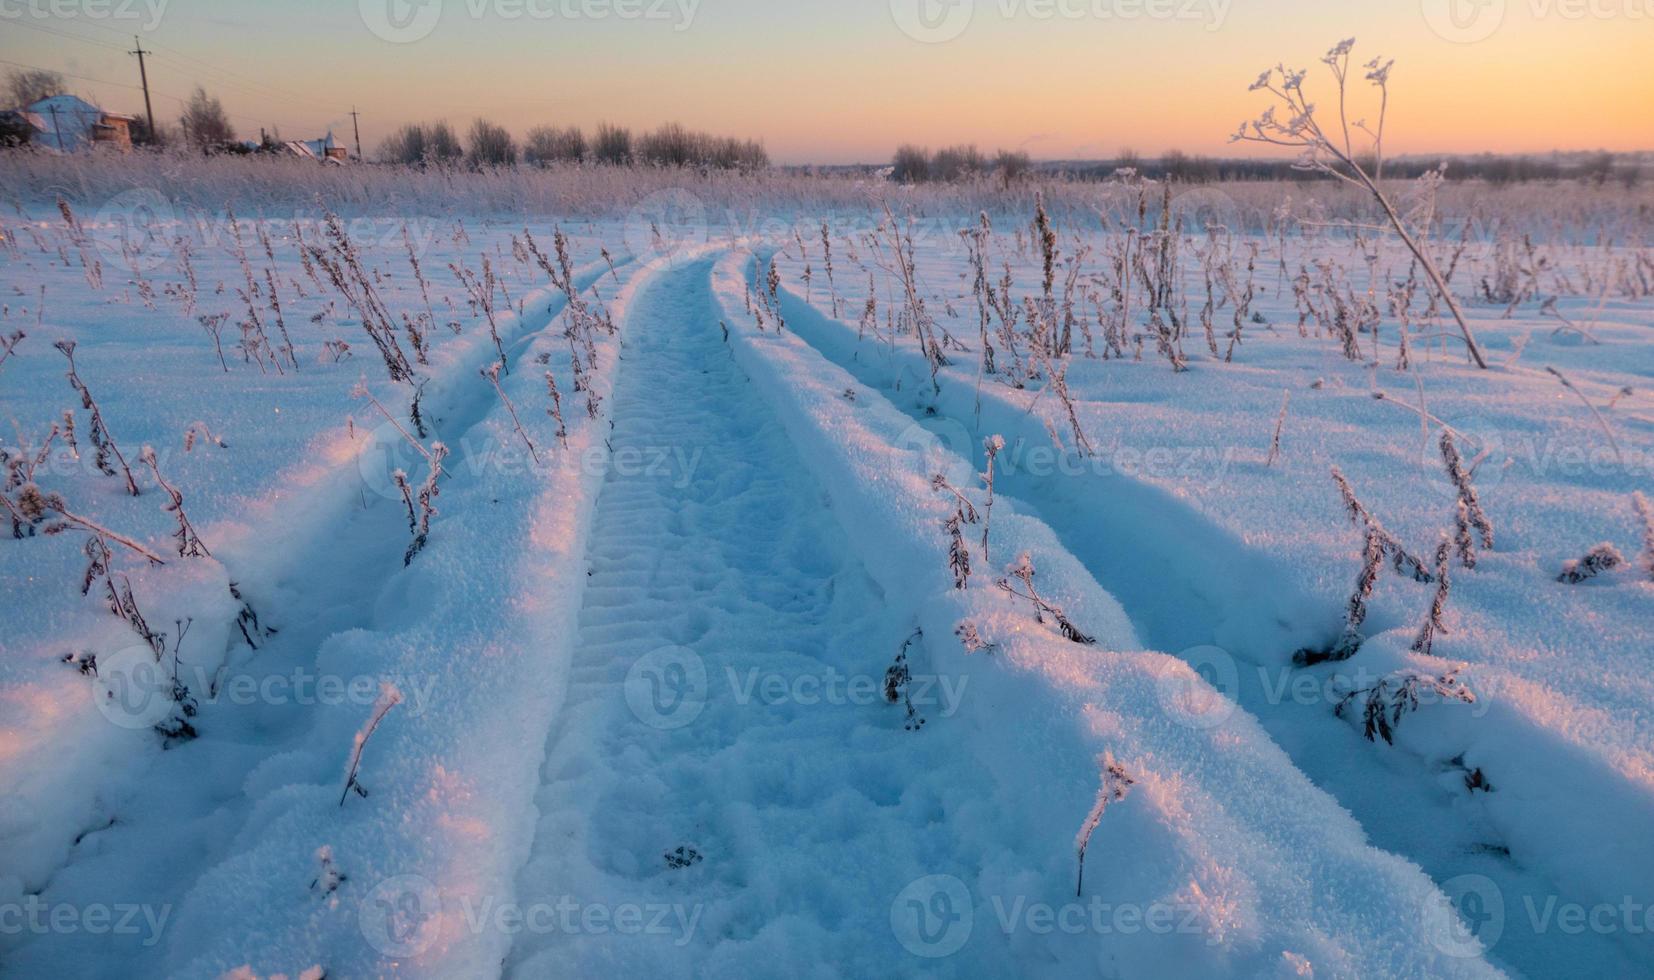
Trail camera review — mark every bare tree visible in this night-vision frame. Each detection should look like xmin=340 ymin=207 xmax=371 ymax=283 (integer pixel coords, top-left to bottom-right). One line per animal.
xmin=466 ymin=118 xmax=516 ymax=168
xmin=179 ymin=86 xmax=235 ymax=148
xmin=5 ymin=68 xmax=65 ymax=107
xmin=593 ymin=122 xmax=632 ymax=165
xmin=524 ymin=125 xmax=586 ymax=166
xmin=891 ymin=144 xmax=930 ymax=183
xmin=1233 ymin=39 xmax=1488 ymax=368
xmin=378 ymin=123 xmax=427 ymax=165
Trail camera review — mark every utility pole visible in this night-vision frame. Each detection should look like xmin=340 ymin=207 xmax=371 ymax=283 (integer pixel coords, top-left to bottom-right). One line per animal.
xmin=130 ymin=36 xmax=157 ymax=144
xmin=349 ymin=106 xmax=363 ymax=160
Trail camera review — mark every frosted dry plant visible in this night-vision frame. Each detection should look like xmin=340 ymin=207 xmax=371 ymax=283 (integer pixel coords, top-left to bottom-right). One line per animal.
xmin=954 ymin=621 xmax=998 ymax=656
xmin=1439 ymin=432 xmax=1493 ymax=551
xmin=1329 ymin=467 xmax=1434 ymax=583
xmin=1545 ymin=366 xmax=1624 ymax=468
xmin=452 ymin=256 xmax=508 ymax=369
xmin=56 ymin=340 xmax=140 ymax=496
xmin=932 ymin=473 xmax=979 ymax=590
xmin=1234 ymin=39 xmax=1489 ymax=368
xmin=1557 ymin=543 xmax=1625 ymax=585
xmin=1334 ymin=668 xmax=1476 ymax=745
xmin=482 ymin=361 xmax=540 ymax=466
xmin=339 ymin=682 xmax=403 ymax=807
xmin=1075 ymin=753 xmax=1135 ymax=897
xmin=310 ymin=846 xmax=347 ymax=899
xmin=1635 ymin=492 xmax=1654 ymax=583
xmin=996 ymin=553 xmax=1095 ymax=645
xmin=353 ymin=381 xmax=450 ymax=565
xmin=1265 ymin=390 xmax=1291 ymax=467
xmin=1295 ymin=527 xmax=1383 ymax=667
xmin=542 ymin=363 xmax=569 ymax=448
xmin=0 ymin=329 xmax=24 ymax=376
xmin=882 ymin=627 xmax=928 ymax=732
xmin=139 ymin=446 xmax=210 ymax=558
xmin=1411 ymin=537 xmax=1453 ymax=657
xmin=980 ymin=434 xmax=1005 ymax=566
xmin=307 ymin=209 xmax=415 ymax=384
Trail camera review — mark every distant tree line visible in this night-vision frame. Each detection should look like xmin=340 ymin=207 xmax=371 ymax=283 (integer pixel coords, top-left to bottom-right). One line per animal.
xmin=377 ymin=119 xmax=768 ymax=171
xmin=889 ymin=143 xmax=1642 ymax=188
xmin=890 ymin=144 xmax=1032 ymax=186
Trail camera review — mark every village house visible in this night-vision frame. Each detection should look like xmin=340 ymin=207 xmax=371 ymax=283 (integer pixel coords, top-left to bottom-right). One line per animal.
xmin=279 ymin=130 xmax=349 ymax=163
xmin=20 ymin=95 xmax=137 ymax=152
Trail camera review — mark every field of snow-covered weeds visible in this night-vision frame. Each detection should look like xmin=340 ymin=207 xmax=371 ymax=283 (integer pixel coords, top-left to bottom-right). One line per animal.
xmin=1 ymin=155 xmax=1651 ymax=979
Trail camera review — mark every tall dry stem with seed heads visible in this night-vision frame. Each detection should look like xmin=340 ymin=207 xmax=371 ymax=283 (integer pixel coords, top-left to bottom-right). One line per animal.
xmin=1234 ymin=39 xmax=1488 ymax=368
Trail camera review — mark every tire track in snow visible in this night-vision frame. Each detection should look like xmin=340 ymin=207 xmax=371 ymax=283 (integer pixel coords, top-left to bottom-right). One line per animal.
xmin=0 ymin=259 xmax=629 ymax=979
xmin=506 ymin=256 xmax=1023 ymax=977
xmin=756 ymin=258 xmax=1649 ymax=980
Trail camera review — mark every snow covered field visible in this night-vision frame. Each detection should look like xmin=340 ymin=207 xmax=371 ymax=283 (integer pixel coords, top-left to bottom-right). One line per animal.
xmin=1 ymin=157 xmax=1651 ymax=979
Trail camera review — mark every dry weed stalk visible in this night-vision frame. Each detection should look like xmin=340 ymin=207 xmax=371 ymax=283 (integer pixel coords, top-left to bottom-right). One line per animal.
xmin=139 ymin=446 xmax=210 ymax=558
xmin=55 ymin=340 xmax=140 ymax=496
xmin=1075 ymin=754 xmax=1135 ymax=896
xmin=1558 ymin=544 xmax=1625 ymax=584
xmin=339 ymin=683 xmax=402 ymax=806
xmin=1235 ymin=39 xmax=1489 ymax=368
xmin=996 ymin=553 xmax=1095 ymax=644
xmin=1335 ymin=668 xmax=1475 ymax=744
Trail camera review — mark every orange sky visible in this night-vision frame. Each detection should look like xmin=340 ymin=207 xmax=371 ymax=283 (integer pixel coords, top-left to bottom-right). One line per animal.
xmin=1 ymin=0 xmax=1648 ymax=163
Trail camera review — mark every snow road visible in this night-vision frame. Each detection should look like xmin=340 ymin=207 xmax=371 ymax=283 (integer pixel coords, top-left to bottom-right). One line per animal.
xmin=508 ymin=256 xmax=1019 ymax=976
xmin=2 ymin=226 xmax=1569 ymax=978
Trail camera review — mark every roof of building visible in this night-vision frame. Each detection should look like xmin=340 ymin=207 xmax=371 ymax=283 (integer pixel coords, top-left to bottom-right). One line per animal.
xmin=24 ymin=95 xmax=128 ymax=151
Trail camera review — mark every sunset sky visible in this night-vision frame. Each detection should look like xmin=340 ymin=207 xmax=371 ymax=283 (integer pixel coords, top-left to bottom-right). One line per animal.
xmin=2 ymin=0 xmax=1648 ymax=163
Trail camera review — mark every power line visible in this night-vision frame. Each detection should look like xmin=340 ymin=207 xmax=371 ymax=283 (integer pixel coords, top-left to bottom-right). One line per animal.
xmin=0 ymin=56 xmax=148 ymax=96
xmin=1 ymin=19 xmax=132 ymax=54
xmin=3 ymin=18 xmax=356 ymax=124
xmin=0 ymin=55 xmax=318 ymax=137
